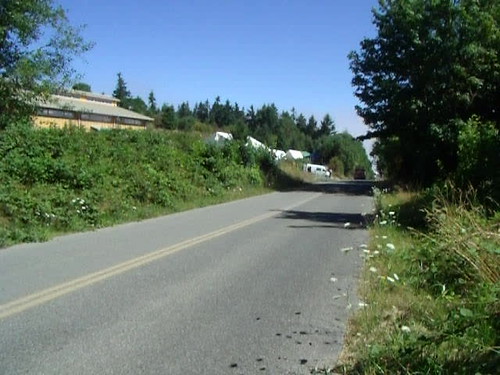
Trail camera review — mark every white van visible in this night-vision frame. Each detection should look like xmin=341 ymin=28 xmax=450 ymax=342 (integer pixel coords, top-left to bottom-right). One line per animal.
xmin=304 ymin=163 xmax=331 ymax=178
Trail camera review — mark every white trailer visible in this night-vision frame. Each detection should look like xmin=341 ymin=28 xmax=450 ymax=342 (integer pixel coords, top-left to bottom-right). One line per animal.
xmin=303 ymin=163 xmax=331 ymax=177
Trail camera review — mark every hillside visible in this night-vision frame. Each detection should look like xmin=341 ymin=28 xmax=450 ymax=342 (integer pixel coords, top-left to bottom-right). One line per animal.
xmin=0 ymin=124 xmax=289 ymax=247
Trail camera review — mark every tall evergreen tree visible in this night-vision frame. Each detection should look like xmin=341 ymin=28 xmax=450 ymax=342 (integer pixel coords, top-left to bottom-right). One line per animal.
xmin=148 ymin=90 xmax=157 ymax=114
xmin=112 ymin=73 xmax=131 ymax=108
xmin=177 ymin=102 xmax=192 ymax=118
xmin=295 ymin=114 xmax=307 ymax=133
xmin=319 ymin=114 xmax=335 ymax=136
xmin=159 ymin=104 xmax=176 ymax=129
xmin=194 ymin=100 xmax=210 ymax=123
xmin=306 ymin=115 xmax=318 ymax=138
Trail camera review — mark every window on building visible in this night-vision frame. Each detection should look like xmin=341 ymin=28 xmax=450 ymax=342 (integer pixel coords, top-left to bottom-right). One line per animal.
xmin=81 ymin=113 xmax=113 ymax=123
xmin=118 ymin=117 xmax=143 ymax=126
xmin=37 ymin=108 xmax=76 ymax=119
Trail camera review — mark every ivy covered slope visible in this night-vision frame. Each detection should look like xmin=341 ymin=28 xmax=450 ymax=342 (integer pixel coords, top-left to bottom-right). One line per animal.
xmin=0 ymin=124 xmax=279 ymax=247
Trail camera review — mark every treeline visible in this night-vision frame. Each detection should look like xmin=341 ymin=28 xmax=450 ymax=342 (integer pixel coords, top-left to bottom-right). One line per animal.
xmin=74 ymin=74 xmax=372 ymax=178
xmin=81 ymin=73 xmax=372 ymax=178
xmin=107 ymin=72 xmax=335 ymax=151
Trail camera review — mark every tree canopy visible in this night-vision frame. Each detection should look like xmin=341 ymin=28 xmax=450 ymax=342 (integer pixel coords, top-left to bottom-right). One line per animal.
xmin=72 ymin=82 xmax=92 ymax=92
xmin=349 ymin=0 xmax=499 ymax=185
xmin=0 ymin=0 xmax=92 ymax=128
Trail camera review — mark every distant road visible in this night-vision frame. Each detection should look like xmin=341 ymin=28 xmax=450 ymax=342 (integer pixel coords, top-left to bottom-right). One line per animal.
xmin=0 ymin=183 xmax=373 ymax=374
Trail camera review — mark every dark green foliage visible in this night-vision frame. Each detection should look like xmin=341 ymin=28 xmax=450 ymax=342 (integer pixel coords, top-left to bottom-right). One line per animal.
xmin=118 ymin=90 xmax=369 ymax=170
xmin=147 ymin=90 xmax=157 ymax=115
xmin=316 ymin=132 xmax=373 ymax=178
xmin=177 ymin=102 xmax=192 ymax=118
xmin=159 ymin=104 xmax=177 ymax=129
xmin=124 ymin=96 xmax=148 ymax=115
xmin=112 ymin=72 xmax=131 ymax=107
xmin=350 ymin=0 xmax=500 ymax=188
xmin=319 ymin=114 xmax=335 ymax=137
xmin=0 ymin=126 xmax=275 ymax=247
xmin=455 ymin=116 xmax=500 ymax=203
xmin=72 ymin=82 xmax=91 ymax=92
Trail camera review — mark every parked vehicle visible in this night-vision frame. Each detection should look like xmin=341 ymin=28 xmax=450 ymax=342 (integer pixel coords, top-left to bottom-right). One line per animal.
xmin=304 ymin=163 xmax=331 ymax=178
xmin=353 ymin=167 xmax=366 ymax=180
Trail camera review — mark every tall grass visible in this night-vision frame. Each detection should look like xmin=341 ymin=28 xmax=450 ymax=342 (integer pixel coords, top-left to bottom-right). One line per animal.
xmin=330 ymin=187 xmax=499 ymax=375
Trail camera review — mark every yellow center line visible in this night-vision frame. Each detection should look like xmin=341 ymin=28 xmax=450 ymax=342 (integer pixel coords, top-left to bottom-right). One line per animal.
xmin=0 ymin=193 xmax=321 ymax=320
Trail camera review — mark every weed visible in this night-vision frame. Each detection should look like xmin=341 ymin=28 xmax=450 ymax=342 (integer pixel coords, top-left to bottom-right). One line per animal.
xmin=331 ymin=187 xmax=500 ymax=375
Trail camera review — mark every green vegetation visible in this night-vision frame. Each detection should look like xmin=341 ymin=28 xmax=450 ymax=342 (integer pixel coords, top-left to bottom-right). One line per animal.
xmin=0 ymin=123 xmax=289 ymax=247
xmin=350 ymin=0 xmax=499 ymax=191
xmin=330 ymin=187 xmax=499 ymax=374
xmin=110 ymin=73 xmax=372 ymax=179
xmin=324 ymin=2 xmax=500 ymax=373
xmin=316 ymin=132 xmax=374 ymax=179
xmin=0 ymin=0 xmax=92 ymax=129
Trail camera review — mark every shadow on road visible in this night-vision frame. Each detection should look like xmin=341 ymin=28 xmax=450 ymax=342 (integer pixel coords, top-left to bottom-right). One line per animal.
xmin=276 ymin=210 xmax=375 ymax=229
xmin=292 ymin=180 xmax=377 ymax=196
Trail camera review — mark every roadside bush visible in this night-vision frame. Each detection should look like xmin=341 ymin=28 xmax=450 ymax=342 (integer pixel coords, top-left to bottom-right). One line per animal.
xmin=333 ymin=188 xmax=499 ymax=375
xmin=0 ymin=126 xmax=277 ymax=247
xmin=455 ymin=116 xmax=500 ymax=204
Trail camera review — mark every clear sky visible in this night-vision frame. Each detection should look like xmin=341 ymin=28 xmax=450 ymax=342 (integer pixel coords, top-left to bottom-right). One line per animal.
xmin=59 ymin=0 xmax=378 ymax=139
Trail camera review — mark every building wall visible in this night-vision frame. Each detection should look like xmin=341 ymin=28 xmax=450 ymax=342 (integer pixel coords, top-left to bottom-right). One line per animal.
xmin=33 ymin=116 xmax=147 ymax=131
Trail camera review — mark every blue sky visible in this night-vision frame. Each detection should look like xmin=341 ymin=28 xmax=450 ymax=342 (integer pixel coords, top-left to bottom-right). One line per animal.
xmin=60 ymin=0 xmax=378 ymax=139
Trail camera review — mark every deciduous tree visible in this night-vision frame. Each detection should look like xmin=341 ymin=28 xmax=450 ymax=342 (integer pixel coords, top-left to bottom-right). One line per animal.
xmin=0 ymin=0 xmax=92 ymax=128
xmin=349 ymin=0 xmax=499 ymax=184
xmin=72 ymin=82 xmax=92 ymax=92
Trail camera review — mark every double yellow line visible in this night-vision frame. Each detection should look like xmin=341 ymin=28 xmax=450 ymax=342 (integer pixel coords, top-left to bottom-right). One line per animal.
xmin=0 ymin=193 xmax=320 ymax=320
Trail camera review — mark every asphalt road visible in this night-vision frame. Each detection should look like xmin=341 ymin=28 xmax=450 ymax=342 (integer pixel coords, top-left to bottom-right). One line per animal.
xmin=0 ymin=183 xmax=373 ymax=374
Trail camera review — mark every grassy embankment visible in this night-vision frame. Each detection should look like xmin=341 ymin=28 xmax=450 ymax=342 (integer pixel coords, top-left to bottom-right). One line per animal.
xmin=0 ymin=124 xmax=302 ymax=247
xmin=328 ymin=186 xmax=499 ymax=374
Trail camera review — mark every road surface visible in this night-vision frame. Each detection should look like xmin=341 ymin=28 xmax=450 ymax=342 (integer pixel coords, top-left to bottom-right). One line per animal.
xmin=0 ymin=183 xmax=373 ymax=374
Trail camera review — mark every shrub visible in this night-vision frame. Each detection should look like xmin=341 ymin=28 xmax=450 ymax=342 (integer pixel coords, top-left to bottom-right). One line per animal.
xmin=0 ymin=126 xmax=281 ymax=246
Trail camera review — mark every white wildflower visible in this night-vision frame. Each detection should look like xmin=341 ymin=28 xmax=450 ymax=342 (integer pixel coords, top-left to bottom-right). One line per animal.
xmin=373 ymin=250 xmax=380 ymax=255
xmin=358 ymin=302 xmax=368 ymax=308
xmin=386 ymin=243 xmax=396 ymax=250
xmin=401 ymin=326 xmax=411 ymax=333
xmin=382 ymin=235 xmax=388 ymax=239
xmin=393 ymin=273 xmax=399 ymax=281
xmin=363 ymin=249 xmax=371 ymax=254
xmin=379 ymin=220 xmax=387 ymax=225
xmin=389 ymin=211 xmax=395 ymax=216
xmin=369 ymin=266 xmax=378 ymax=273
xmin=387 ymin=276 xmax=395 ymax=283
